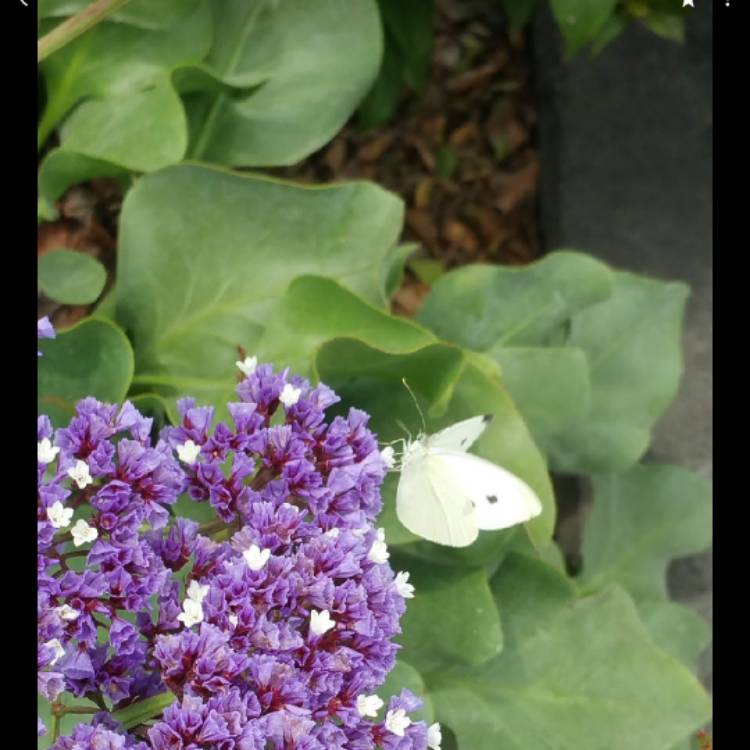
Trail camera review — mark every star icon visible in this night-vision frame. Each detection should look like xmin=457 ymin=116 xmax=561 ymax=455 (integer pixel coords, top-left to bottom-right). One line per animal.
xmin=682 ymin=0 xmax=694 ymax=6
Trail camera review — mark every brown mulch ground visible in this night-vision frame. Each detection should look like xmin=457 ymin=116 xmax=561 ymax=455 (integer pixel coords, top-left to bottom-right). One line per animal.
xmin=38 ymin=0 xmax=539 ymax=324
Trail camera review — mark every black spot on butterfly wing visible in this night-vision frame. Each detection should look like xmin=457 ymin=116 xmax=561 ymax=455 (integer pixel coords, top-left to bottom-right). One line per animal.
xmin=482 ymin=414 xmax=494 ymax=424
xmin=486 ymin=494 xmax=498 ymax=504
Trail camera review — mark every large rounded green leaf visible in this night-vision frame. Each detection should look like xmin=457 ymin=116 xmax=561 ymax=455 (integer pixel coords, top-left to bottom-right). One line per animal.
xmin=59 ymin=79 xmax=187 ymax=172
xmin=258 ymin=276 xmax=435 ymax=377
xmin=488 ymin=346 xmax=591 ymax=457
xmin=430 ymin=553 xmax=711 ymax=750
xmin=115 ymin=164 xmax=403 ymax=417
xmin=417 ymin=252 xmax=614 ymax=351
xmin=579 ymin=464 xmax=712 ymax=602
xmin=638 ymin=600 xmax=711 ymax=670
xmin=38 ymin=2 xmax=211 ymax=147
xmin=38 ymin=318 xmax=134 ymax=427
xmin=185 ymin=0 xmax=382 ymax=166
xmin=391 ymin=553 xmax=502 ymax=675
xmin=546 ymin=273 xmax=689 ymax=472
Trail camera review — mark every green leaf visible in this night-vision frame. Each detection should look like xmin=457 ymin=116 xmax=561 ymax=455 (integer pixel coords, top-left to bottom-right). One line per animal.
xmin=258 ymin=275 xmax=435 ymax=377
xmin=59 ymin=78 xmax=187 ymax=172
xmin=579 ymin=464 xmax=712 ymax=602
xmin=38 ymin=149 xmax=129 ymax=213
xmin=38 ymin=249 xmax=107 ymax=305
xmin=638 ymin=600 xmax=711 ymax=669
xmin=38 ymin=317 xmax=134 ymax=427
xmin=502 ymin=0 xmax=541 ymax=31
xmin=38 ymin=2 xmax=211 ymax=148
xmin=379 ymin=660 xmax=435 ymax=723
xmin=409 ymin=258 xmax=444 ymax=286
xmin=590 ymin=9 xmax=629 ymax=55
xmin=356 ymin=28 xmax=406 ymax=129
xmin=489 ymin=346 xmax=590 ymax=447
xmin=185 ymin=0 xmax=382 ymax=166
xmin=392 ymin=552 xmax=502 ymax=674
xmin=431 ymin=553 xmax=711 ymax=750
xmin=417 ymin=251 xmax=614 ymax=351
xmin=641 ymin=12 xmax=685 ymax=43
xmin=377 ymin=0 xmax=434 ymax=91
xmin=317 ymin=339 xmax=465 ymax=434
xmin=115 ymin=164 xmax=403 ymax=418
xmin=383 ymin=243 xmax=418 ymax=299
xmin=547 ymin=273 xmax=688 ymax=472
xmin=549 ymin=0 xmax=620 ymax=57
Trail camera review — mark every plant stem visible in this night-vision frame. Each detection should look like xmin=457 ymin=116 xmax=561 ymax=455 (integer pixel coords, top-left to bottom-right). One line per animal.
xmin=111 ymin=691 xmax=175 ymax=729
xmin=198 ymin=518 xmax=230 ymax=536
xmin=38 ymin=0 xmax=133 ymax=63
xmin=62 ymin=706 xmax=99 ymax=715
xmin=52 ymin=708 xmax=61 ymax=741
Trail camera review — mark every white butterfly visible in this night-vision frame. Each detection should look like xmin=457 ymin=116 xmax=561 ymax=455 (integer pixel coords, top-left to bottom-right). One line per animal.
xmin=394 ymin=415 xmax=543 ymax=548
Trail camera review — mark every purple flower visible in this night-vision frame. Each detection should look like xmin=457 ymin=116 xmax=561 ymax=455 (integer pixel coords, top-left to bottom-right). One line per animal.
xmin=50 ymin=722 xmax=149 ymax=750
xmin=39 ymin=363 xmax=429 ymax=750
xmin=38 ymin=316 xmax=55 ymax=356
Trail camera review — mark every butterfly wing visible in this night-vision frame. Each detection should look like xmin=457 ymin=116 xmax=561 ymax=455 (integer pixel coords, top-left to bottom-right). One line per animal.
xmin=396 ymin=450 xmax=479 ymax=547
xmin=429 ymin=449 xmax=543 ymax=530
xmin=428 ymin=415 xmax=493 ymax=453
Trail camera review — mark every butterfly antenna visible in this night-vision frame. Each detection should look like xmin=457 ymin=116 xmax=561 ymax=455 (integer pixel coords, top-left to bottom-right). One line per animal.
xmin=395 ymin=419 xmax=412 ymax=441
xmin=401 ymin=378 xmax=426 ymax=434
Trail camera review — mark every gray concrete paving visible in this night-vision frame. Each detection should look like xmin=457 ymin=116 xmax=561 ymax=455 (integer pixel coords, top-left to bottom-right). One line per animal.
xmin=532 ymin=3 xmax=713 ymax=691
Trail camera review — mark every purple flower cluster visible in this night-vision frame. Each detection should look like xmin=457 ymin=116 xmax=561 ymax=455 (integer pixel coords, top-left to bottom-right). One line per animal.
xmin=38 ymin=345 xmax=436 ymax=749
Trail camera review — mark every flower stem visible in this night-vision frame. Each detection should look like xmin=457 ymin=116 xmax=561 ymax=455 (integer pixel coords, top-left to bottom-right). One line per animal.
xmin=62 ymin=706 xmax=99 ymax=715
xmin=38 ymin=0 xmax=133 ymax=63
xmin=111 ymin=691 xmax=175 ymax=729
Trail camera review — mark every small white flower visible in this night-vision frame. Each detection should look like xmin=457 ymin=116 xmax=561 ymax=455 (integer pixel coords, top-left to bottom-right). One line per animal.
xmin=176 ymin=440 xmax=201 ymax=465
xmin=236 ymin=356 xmax=258 ymax=376
xmin=243 ymin=544 xmax=271 ymax=571
xmin=37 ymin=438 xmax=60 ymax=465
xmin=427 ymin=722 xmax=443 ymax=749
xmin=356 ymin=694 xmax=384 ymax=718
xmin=67 ymin=459 xmax=93 ymax=489
xmin=46 ymin=501 xmax=73 ymax=529
xmin=394 ymin=571 xmax=415 ymax=599
xmin=279 ymin=383 xmax=302 ymax=408
xmin=385 ymin=709 xmax=412 ymax=737
xmin=228 ymin=613 xmax=239 ymax=628
xmin=177 ymin=598 xmax=204 ymax=628
xmin=324 ymin=528 xmax=340 ymax=539
xmin=56 ymin=605 xmax=80 ymax=622
xmin=309 ymin=609 xmax=336 ymax=637
xmin=380 ymin=446 xmax=395 ymax=470
xmin=44 ymin=638 xmax=66 ymax=667
xmin=71 ymin=519 xmax=98 ymax=547
xmin=186 ymin=580 xmax=209 ymax=604
xmin=368 ymin=528 xmax=389 ymax=564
